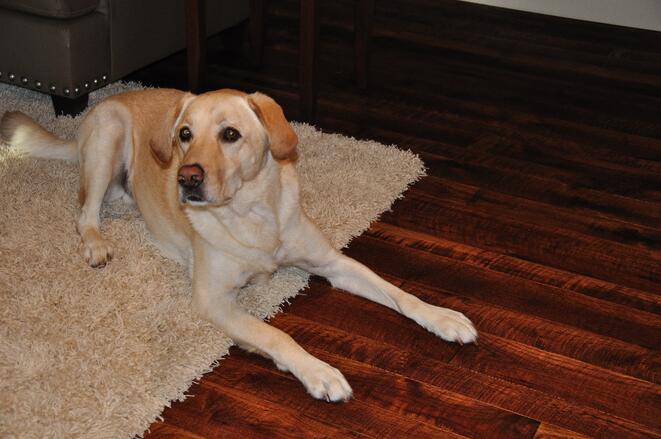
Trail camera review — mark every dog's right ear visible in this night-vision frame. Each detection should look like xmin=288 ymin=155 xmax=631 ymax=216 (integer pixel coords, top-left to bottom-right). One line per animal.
xmin=149 ymin=93 xmax=194 ymax=167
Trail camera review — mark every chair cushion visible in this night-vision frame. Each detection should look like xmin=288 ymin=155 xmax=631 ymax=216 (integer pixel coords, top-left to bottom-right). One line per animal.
xmin=0 ymin=0 xmax=98 ymax=19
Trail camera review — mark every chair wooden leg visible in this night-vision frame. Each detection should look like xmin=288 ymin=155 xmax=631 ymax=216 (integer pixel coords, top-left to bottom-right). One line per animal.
xmin=51 ymin=94 xmax=89 ymax=116
xmin=299 ymin=0 xmax=319 ymax=123
xmin=354 ymin=0 xmax=374 ymax=90
xmin=185 ymin=0 xmax=207 ymax=93
xmin=249 ymin=0 xmax=265 ymax=67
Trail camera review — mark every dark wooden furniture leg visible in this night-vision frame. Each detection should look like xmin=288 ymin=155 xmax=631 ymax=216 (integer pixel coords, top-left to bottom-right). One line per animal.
xmin=299 ymin=0 xmax=319 ymax=123
xmin=354 ymin=0 xmax=374 ymax=90
xmin=51 ymin=94 xmax=89 ymax=116
xmin=185 ymin=0 xmax=207 ymax=93
xmin=249 ymin=0 xmax=265 ymax=67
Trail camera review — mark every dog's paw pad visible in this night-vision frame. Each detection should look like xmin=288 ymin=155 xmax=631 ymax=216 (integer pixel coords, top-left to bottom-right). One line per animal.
xmin=79 ymin=239 xmax=114 ymax=268
xmin=296 ymin=359 xmax=353 ymax=403
xmin=419 ymin=306 xmax=478 ymax=345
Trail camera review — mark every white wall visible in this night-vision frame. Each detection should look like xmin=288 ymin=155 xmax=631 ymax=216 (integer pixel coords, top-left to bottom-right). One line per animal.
xmin=461 ymin=0 xmax=661 ymax=32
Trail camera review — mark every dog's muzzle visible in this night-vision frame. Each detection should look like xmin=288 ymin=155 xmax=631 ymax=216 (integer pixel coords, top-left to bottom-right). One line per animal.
xmin=178 ymin=164 xmax=206 ymax=203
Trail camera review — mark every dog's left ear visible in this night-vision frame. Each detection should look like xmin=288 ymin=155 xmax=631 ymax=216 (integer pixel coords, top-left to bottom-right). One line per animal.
xmin=247 ymin=92 xmax=298 ymax=162
xmin=150 ymin=92 xmax=195 ymax=167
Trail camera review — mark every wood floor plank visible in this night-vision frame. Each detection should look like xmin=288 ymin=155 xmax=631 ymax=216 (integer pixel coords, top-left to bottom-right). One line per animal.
xmin=314 ymin=97 xmax=661 ymax=216
xmin=369 ymin=222 xmax=660 ymax=313
xmin=303 ymin=115 xmax=661 ymax=230
xmin=407 ymin=282 xmax=661 ymax=384
xmin=374 ymin=11 xmax=661 ymax=79
xmin=205 ymin=350 xmax=470 ymax=438
xmin=345 ymin=236 xmax=661 ymax=350
xmin=344 ymin=81 xmax=661 ymax=188
xmin=380 ymin=186 xmax=660 ymax=292
xmin=449 ymin=333 xmax=661 ymax=428
xmin=300 ymin=352 xmax=539 ymax=439
xmin=532 ymin=424 xmax=589 ymax=439
xmin=292 ymin=278 xmax=660 ymax=384
xmin=280 ymin=284 xmax=661 ymax=426
xmin=148 ymin=381 xmax=368 ymax=439
xmin=372 ymin=69 xmax=661 ymax=161
xmin=267 ymin=312 xmax=660 ymax=438
xmin=414 ymin=175 xmax=660 ymax=251
xmin=366 ymin=26 xmax=661 ymax=124
xmin=415 ymin=143 xmax=661 ymax=230
xmin=144 ymin=422 xmax=208 ymax=439
xmin=374 ymin=23 xmax=661 ymax=95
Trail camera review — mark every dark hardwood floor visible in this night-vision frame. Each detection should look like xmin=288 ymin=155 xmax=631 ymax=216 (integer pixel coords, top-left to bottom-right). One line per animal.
xmin=129 ymin=1 xmax=661 ymax=437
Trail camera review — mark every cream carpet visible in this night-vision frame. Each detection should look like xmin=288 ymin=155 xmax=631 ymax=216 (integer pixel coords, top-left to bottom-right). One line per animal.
xmin=0 ymin=82 xmax=425 ymax=438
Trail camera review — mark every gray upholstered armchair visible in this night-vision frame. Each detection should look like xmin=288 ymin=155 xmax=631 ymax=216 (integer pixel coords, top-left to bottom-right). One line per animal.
xmin=0 ymin=0 xmax=248 ymax=115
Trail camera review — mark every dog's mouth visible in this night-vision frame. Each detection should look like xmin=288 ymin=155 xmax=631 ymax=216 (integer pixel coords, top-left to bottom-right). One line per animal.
xmin=178 ymin=187 xmax=234 ymax=207
xmin=184 ymin=194 xmax=204 ymax=203
xmin=179 ymin=187 xmax=208 ymax=206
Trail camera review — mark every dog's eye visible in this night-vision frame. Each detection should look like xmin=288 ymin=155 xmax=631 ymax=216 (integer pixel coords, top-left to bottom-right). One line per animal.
xmin=179 ymin=127 xmax=192 ymax=142
xmin=221 ymin=127 xmax=241 ymax=143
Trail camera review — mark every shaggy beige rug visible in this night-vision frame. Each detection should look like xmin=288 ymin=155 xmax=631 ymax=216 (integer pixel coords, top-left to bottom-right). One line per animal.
xmin=0 ymin=82 xmax=425 ymax=438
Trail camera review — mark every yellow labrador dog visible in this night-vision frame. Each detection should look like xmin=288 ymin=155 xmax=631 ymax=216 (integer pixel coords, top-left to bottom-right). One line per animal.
xmin=1 ymin=88 xmax=476 ymax=401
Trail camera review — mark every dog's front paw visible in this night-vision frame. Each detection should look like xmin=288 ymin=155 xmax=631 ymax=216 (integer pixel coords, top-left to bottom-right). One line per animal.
xmin=79 ymin=238 xmax=114 ymax=268
xmin=294 ymin=357 xmax=353 ymax=402
xmin=416 ymin=304 xmax=478 ymax=345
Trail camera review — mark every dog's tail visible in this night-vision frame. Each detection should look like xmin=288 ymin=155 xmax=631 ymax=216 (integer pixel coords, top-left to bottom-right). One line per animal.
xmin=0 ymin=111 xmax=77 ymax=161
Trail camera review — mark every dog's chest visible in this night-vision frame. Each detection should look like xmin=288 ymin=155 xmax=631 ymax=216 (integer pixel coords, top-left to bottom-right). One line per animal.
xmin=187 ymin=198 xmax=283 ymax=274
xmin=216 ymin=201 xmax=280 ymax=252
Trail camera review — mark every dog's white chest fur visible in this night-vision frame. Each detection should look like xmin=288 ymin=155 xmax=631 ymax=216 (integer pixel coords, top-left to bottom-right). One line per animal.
xmin=185 ymin=159 xmax=286 ymax=274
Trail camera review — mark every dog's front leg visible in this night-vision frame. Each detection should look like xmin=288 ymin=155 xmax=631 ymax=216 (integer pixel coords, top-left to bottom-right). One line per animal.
xmin=191 ymin=240 xmax=353 ymax=402
xmin=282 ymin=215 xmax=477 ymax=344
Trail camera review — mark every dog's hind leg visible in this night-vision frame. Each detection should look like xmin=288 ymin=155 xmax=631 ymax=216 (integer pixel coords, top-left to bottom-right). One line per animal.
xmin=76 ymin=118 xmax=125 ymax=268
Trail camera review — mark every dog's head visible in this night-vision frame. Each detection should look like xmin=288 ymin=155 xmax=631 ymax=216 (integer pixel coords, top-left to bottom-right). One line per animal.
xmin=150 ymin=89 xmax=298 ymax=207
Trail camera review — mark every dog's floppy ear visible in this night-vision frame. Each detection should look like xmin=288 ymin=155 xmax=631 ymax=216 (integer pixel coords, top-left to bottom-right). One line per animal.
xmin=149 ymin=93 xmax=194 ymax=167
xmin=247 ymin=92 xmax=298 ymax=162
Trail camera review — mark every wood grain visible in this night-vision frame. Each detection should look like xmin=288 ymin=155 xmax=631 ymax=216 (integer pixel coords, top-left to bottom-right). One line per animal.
xmin=185 ymin=0 xmax=206 ymax=93
xmin=533 ymin=424 xmax=589 ymax=439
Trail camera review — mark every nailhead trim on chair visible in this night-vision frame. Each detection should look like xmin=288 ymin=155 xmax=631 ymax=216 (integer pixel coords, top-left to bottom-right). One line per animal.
xmin=0 ymin=73 xmax=109 ymax=97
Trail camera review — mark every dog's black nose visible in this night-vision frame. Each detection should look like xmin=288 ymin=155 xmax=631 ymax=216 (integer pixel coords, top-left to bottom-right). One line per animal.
xmin=177 ymin=164 xmax=204 ymax=189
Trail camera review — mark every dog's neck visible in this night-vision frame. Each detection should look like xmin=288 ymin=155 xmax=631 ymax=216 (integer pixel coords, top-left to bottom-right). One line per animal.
xmin=184 ymin=154 xmax=286 ymax=270
xmin=221 ymin=153 xmax=282 ymax=218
